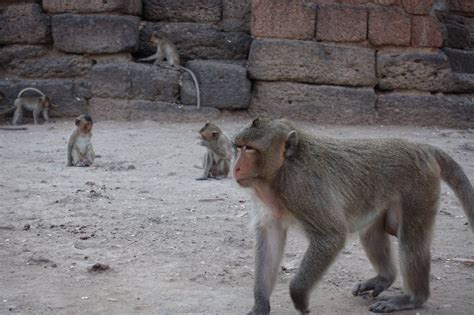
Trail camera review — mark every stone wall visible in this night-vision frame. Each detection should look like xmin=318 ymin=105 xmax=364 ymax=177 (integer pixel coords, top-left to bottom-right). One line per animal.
xmin=0 ymin=0 xmax=252 ymax=121
xmin=0 ymin=0 xmax=472 ymax=127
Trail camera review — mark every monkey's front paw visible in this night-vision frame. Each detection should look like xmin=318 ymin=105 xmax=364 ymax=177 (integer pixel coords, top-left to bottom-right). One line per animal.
xmin=352 ymin=275 xmax=394 ymax=297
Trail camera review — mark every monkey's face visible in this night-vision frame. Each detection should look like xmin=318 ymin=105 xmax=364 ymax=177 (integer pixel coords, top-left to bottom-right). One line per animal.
xmin=199 ymin=122 xmax=221 ymax=144
xmin=75 ymin=114 xmax=94 ymax=133
xmin=41 ymin=96 xmax=50 ymax=108
xmin=233 ymin=118 xmax=293 ymax=187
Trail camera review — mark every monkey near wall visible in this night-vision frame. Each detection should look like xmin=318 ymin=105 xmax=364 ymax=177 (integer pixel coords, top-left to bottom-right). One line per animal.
xmin=0 ymin=88 xmax=51 ymax=125
xmin=67 ymin=114 xmax=95 ymax=167
xmin=196 ymin=122 xmax=232 ymax=180
xmin=233 ymin=118 xmax=474 ymax=314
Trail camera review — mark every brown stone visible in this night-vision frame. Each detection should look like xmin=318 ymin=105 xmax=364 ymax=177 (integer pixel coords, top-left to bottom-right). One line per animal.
xmin=411 ymin=15 xmax=445 ymax=48
xmin=447 ymin=0 xmax=474 ymax=16
xmin=43 ymin=0 xmax=141 ymax=15
xmin=251 ymin=0 xmax=316 ymax=40
xmin=143 ymin=0 xmax=221 ymax=23
xmin=368 ymin=7 xmax=411 ymax=46
xmin=316 ymin=5 xmax=367 ymax=42
xmin=401 ymin=0 xmax=434 ymax=14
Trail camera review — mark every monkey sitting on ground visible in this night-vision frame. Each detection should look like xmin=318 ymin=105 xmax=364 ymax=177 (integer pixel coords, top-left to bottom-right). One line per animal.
xmin=67 ymin=114 xmax=95 ymax=167
xmin=196 ymin=122 xmax=232 ymax=180
xmin=0 ymin=88 xmax=51 ymax=125
xmin=233 ymin=118 xmax=474 ymax=314
xmin=138 ymin=32 xmax=201 ymax=109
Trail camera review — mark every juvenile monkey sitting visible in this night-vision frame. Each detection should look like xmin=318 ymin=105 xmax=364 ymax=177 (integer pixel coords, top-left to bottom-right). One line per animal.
xmin=67 ymin=114 xmax=95 ymax=167
xmin=196 ymin=122 xmax=232 ymax=180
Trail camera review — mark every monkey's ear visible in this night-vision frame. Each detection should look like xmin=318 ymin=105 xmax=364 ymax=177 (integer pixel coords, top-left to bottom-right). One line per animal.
xmin=75 ymin=118 xmax=81 ymax=126
xmin=251 ymin=118 xmax=260 ymax=127
xmin=284 ymin=131 xmax=298 ymax=157
xmin=212 ymin=131 xmax=219 ymax=138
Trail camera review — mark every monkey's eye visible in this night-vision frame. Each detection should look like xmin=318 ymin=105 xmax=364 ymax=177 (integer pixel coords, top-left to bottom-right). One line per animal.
xmin=243 ymin=145 xmax=256 ymax=153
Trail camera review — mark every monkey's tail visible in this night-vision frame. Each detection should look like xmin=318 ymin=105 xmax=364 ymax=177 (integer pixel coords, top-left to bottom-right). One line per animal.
xmin=18 ymin=87 xmax=45 ymax=98
xmin=433 ymin=148 xmax=474 ymax=232
xmin=180 ymin=66 xmax=201 ymax=110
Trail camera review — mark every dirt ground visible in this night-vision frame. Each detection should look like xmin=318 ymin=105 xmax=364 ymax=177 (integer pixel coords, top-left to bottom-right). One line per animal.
xmin=0 ymin=118 xmax=473 ymax=315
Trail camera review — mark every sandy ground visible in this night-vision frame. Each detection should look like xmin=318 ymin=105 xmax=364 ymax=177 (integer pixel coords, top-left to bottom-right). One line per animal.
xmin=0 ymin=118 xmax=473 ymax=315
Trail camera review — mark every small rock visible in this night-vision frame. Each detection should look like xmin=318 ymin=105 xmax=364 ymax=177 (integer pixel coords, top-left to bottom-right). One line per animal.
xmin=23 ymin=224 xmax=31 ymax=231
xmin=0 ymin=225 xmax=15 ymax=231
xmin=85 ymin=181 xmax=96 ymax=186
xmin=88 ymin=263 xmax=111 ymax=272
xmin=79 ymin=235 xmax=90 ymax=240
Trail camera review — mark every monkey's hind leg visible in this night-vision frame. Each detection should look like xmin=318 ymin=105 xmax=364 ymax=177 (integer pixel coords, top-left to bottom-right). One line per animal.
xmin=369 ymin=199 xmax=437 ymax=313
xmin=210 ymin=159 xmax=229 ymax=180
xmin=352 ymin=213 xmax=397 ymax=298
xmin=196 ymin=151 xmax=213 ymax=180
xmin=12 ymin=106 xmax=22 ymax=125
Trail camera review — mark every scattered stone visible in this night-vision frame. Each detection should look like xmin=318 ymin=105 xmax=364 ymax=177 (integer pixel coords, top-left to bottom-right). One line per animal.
xmin=0 ymin=225 xmax=15 ymax=231
xmin=79 ymin=235 xmax=90 ymax=240
xmin=85 ymin=181 xmax=96 ymax=186
xmin=23 ymin=224 xmax=31 ymax=231
xmin=88 ymin=263 xmax=111 ymax=272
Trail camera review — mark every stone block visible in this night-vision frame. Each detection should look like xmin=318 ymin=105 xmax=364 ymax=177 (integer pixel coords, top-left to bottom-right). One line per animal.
xmin=368 ymin=7 xmax=411 ymax=46
xmin=444 ymin=48 xmax=474 ymax=73
xmin=0 ymin=45 xmax=48 ymax=69
xmin=401 ymin=0 xmax=434 ymax=14
xmin=248 ymin=39 xmax=376 ymax=87
xmin=9 ymin=55 xmax=93 ymax=78
xmin=447 ymin=0 xmax=474 ymax=16
xmin=0 ymin=79 xmax=87 ymax=117
xmin=222 ymin=0 xmax=251 ymax=32
xmin=52 ymin=14 xmax=140 ymax=54
xmin=89 ymin=98 xmax=220 ymax=122
xmin=316 ymin=5 xmax=367 ymax=42
xmin=143 ymin=0 xmax=221 ymax=22
xmin=251 ymin=0 xmax=316 ymax=40
xmin=138 ymin=22 xmax=252 ymax=60
xmin=0 ymin=4 xmax=51 ymax=45
xmin=377 ymin=92 xmax=474 ymax=128
xmin=377 ymin=50 xmax=454 ymax=91
xmin=181 ymin=60 xmax=251 ymax=109
xmin=43 ymin=0 xmax=141 ymax=15
xmin=250 ymin=82 xmax=377 ymax=124
xmin=89 ymin=62 xmax=180 ymax=102
xmin=445 ymin=19 xmax=471 ymax=49
xmin=467 ymin=18 xmax=474 ymax=44
xmin=411 ymin=15 xmax=445 ymax=48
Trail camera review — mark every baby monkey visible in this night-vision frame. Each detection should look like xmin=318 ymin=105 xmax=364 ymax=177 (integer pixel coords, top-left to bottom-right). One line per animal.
xmin=67 ymin=114 xmax=95 ymax=167
xmin=139 ymin=32 xmax=201 ymax=109
xmin=196 ymin=122 xmax=232 ymax=180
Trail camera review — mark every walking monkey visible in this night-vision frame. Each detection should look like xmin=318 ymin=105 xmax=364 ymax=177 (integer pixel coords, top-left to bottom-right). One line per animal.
xmin=233 ymin=118 xmax=473 ymax=314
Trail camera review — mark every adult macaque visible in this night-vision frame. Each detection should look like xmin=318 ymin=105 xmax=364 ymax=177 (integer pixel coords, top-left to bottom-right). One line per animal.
xmin=233 ymin=118 xmax=473 ymax=314
xmin=0 ymin=88 xmax=51 ymax=125
xmin=138 ymin=32 xmax=201 ymax=109
xmin=196 ymin=122 xmax=232 ymax=180
xmin=67 ymin=114 xmax=95 ymax=167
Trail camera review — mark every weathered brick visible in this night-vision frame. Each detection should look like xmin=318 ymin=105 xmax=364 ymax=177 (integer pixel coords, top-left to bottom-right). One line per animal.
xmin=447 ymin=0 xmax=474 ymax=15
xmin=143 ymin=0 xmax=221 ymax=23
xmin=43 ymin=0 xmax=141 ymax=15
xmin=368 ymin=7 xmax=411 ymax=46
xmin=250 ymin=82 xmax=377 ymax=124
xmin=0 ymin=45 xmax=48 ymax=68
xmin=222 ymin=0 xmax=251 ymax=32
xmin=0 ymin=79 xmax=86 ymax=117
xmin=0 ymin=4 xmax=51 ymax=45
xmin=9 ymin=55 xmax=93 ymax=79
xmin=138 ymin=22 xmax=252 ymax=61
xmin=251 ymin=0 xmax=316 ymax=40
xmin=401 ymin=0 xmax=434 ymax=14
xmin=377 ymin=51 xmax=454 ymax=91
xmin=89 ymin=98 xmax=219 ymax=122
xmin=248 ymin=39 xmax=376 ymax=87
xmin=411 ymin=15 xmax=445 ymax=48
xmin=89 ymin=62 xmax=180 ymax=102
xmin=181 ymin=60 xmax=251 ymax=109
xmin=316 ymin=5 xmax=367 ymax=42
xmin=377 ymin=92 xmax=474 ymax=128
xmin=444 ymin=48 xmax=474 ymax=73
xmin=52 ymin=14 xmax=140 ymax=54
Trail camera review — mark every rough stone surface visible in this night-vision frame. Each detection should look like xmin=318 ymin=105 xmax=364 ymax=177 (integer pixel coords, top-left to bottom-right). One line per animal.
xmin=0 ymin=79 xmax=87 ymax=117
xmin=222 ymin=0 xmax=251 ymax=32
xmin=411 ymin=15 xmax=445 ymax=48
xmin=0 ymin=4 xmax=52 ymax=45
xmin=137 ymin=22 xmax=252 ymax=61
xmin=181 ymin=60 xmax=251 ymax=109
xmin=447 ymin=0 xmax=474 ymax=16
xmin=316 ymin=5 xmax=367 ymax=42
xmin=250 ymin=82 xmax=377 ymax=124
xmin=43 ymin=0 xmax=141 ymax=15
xmin=143 ymin=0 xmax=221 ymax=23
xmin=377 ymin=51 xmax=454 ymax=91
xmin=401 ymin=0 xmax=434 ymax=14
xmin=8 ymin=55 xmax=93 ymax=79
xmin=445 ymin=19 xmax=471 ymax=49
xmin=377 ymin=92 xmax=474 ymax=128
xmin=248 ymin=39 xmax=376 ymax=87
xmin=467 ymin=18 xmax=474 ymax=44
xmin=89 ymin=62 xmax=180 ymax=102
xmin=444 ymin=48 xmax=474 ymax=73
xmin=0 ymin=45 xmax=48 ymax=70
xmin=368 ymin=7 xmax=411 ymax=46
xmin=89 ymin=98 xmax=220 ymax=121
xmin=251 ymin=0 xmax=316 ymax=40
xmin=52 ymin=14 xmax=140 ymax=54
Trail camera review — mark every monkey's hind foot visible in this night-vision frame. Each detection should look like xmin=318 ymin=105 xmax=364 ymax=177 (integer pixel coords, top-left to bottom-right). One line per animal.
xmin=369 ymin=295 xmax=421 ymax=313
xmin=352 ymin=275 xmax=394 ymax=297
xmin=195 ymin=176 xmax=209 ymax=181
